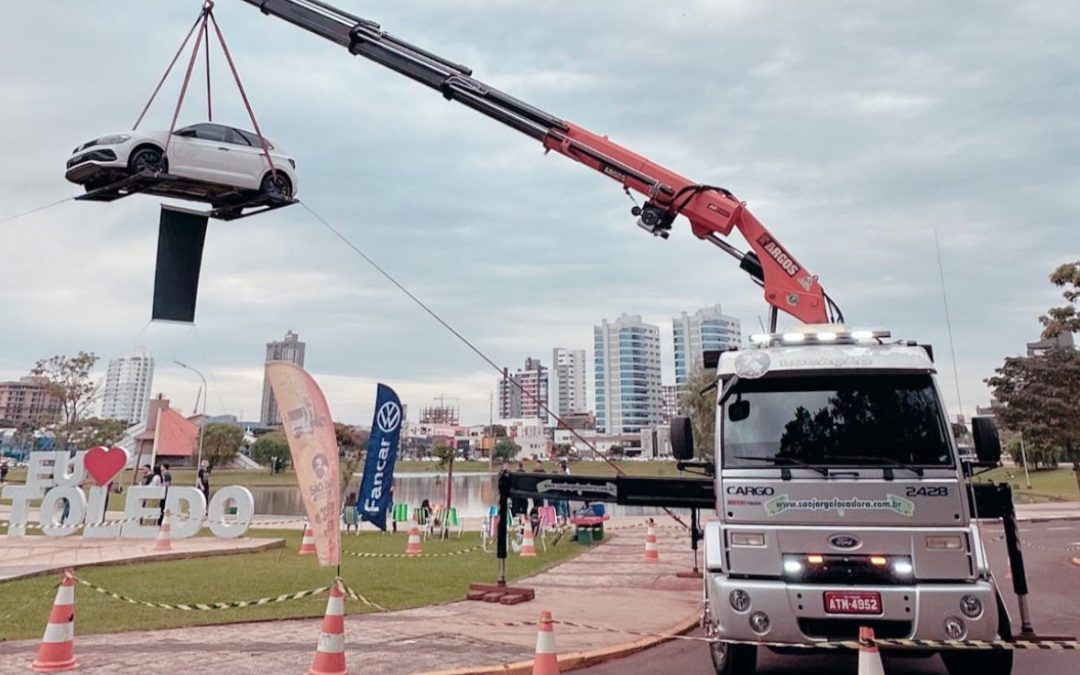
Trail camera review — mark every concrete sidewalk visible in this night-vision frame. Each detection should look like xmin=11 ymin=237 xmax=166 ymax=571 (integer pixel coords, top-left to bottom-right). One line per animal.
xmin=0 ymin=523 xmax=700 ymax=674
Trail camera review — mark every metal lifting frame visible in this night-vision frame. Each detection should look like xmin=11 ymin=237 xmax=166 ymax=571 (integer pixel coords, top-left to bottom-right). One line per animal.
xmin=240 ymin=0 xmax=841 ymax=324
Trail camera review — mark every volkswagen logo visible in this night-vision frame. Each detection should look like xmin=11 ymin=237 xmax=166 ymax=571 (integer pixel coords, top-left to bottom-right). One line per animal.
xmin=376 ymin=402 xmax=401 ymax=433
xmin=828 ymin=534 xmax=861 ymax=550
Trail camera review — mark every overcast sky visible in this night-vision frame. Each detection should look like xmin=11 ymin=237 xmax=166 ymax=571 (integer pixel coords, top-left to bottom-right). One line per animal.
xmin=1 ymin=1 xmax=1076 ymax=426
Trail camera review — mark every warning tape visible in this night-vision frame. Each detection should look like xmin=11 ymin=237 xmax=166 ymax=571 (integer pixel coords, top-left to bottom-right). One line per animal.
xmin=73 ymin=575 xmax=387 ymax=612
xmin=72 ymin=575 xmax=331 ymax=611
xmin=342 ymin=544 xmax=482 ymax=559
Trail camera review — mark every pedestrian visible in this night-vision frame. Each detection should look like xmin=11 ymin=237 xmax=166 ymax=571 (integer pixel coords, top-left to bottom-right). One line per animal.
xmin=140 ymin=464 xmax=153 ymax=486
xmin=510 ymin=460 xmax=528 ymax=520
xmin=196 ymin=459 xmax=211 ymax=507
xmin=0 ymin=461 xmax=8 ymax=483
xmin=556 ymin=460 xmax=571 ymax=525
xmin=388 ymin=482 xmax=397 ymax=533
xmin=151 ymin=465 xmax=165 ymax=525
xmin=420 ymin=498 xmax=433 ymax=525
xmin=531 ymin=459 xmax=546 ymax=513
xmin=342 ymin=491 xmax=359 ymax=535
xmin=162 ymin=462 xmax=172 ymax=516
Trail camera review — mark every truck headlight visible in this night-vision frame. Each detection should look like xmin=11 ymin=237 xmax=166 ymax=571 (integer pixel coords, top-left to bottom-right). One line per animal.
xmin=926 ymin=535 xmax=964 ymax=550
xmin=730 ymin=532 xmax=766 ymax=547
xmin=729 ymin=589 xmax=751 ymax=613
xmin=960 ymin=595 xmax=983 ymax=619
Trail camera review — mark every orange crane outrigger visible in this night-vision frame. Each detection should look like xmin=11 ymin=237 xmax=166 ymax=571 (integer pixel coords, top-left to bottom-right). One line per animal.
xmin=239 ymin=0 xmax=842 ymax=328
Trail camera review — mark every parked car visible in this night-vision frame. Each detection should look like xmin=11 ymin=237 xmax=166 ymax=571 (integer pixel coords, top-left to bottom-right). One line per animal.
xmin=65 ymin=122 xmax=298 ymax=199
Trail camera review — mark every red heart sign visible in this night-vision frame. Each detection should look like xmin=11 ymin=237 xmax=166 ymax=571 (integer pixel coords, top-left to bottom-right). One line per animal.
xmin=84 ymin=446 xmax=128 ymax=486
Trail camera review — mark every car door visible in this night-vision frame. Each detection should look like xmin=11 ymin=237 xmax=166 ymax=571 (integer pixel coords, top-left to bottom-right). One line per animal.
xmin=221 ymin=127 xmax=268 ymax=190
xmin=171 ymin=123 xmax=236 ymax=185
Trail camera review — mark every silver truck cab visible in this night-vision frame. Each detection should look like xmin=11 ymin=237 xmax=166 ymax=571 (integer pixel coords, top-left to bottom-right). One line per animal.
xmin=701 ymin=328 xmax=1011 ymax=675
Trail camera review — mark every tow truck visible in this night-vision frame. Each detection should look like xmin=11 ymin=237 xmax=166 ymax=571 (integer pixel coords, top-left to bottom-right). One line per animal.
xmin=234 ymin=2 xmax=1041 ymax=672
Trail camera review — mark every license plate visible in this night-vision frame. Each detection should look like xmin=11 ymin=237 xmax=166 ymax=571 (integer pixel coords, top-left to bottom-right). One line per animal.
xmin=824 ymin=591 xmax=882 ymax=615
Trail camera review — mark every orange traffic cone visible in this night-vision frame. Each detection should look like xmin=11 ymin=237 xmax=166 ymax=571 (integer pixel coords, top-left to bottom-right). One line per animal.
xmin=858 ymin=626 xmax=885 ymax=675
xmin=643 ymin=525 xmax=659 ymax=563
xmin=299 ymin=522 xmax=317 ymax=556
xmin=29 ymin=568 xmax=78 ymax=672
xmin=154 ymin=510 xmax=172 ymax=552
xmin=532 ymin=610 xmax=559 ymax=675
xmin=405 ymin=524 xmax=423 ymax=556
xmin=520 ymin=527 xmax=537 ymax=558
xmin=308 ymin=579 xmax=347 ymax=675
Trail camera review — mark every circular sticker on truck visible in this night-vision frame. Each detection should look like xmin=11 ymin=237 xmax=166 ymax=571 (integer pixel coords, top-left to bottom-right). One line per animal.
xmin=734 ymin=352 xmax=770 ymax=379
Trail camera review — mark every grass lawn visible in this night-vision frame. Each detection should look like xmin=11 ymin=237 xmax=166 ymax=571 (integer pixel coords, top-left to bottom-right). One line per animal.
xmin=972 ymin=466 xmax=1080 ymax=503
xmin=0 ymin=527 xmax=581 ymax=641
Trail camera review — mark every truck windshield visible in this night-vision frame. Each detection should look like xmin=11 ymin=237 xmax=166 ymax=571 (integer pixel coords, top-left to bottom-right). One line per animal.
xmin=722 ymin=373 xmax=952 ymax=468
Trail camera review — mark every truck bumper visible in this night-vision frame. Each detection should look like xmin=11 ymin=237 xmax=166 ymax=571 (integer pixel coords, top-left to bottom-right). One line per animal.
xmin=707 ymin=575 xmax=999 ymax=643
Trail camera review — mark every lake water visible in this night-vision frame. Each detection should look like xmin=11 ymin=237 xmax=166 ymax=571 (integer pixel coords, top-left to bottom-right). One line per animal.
xmin=251 ymin=472 xmax=680 ymax=519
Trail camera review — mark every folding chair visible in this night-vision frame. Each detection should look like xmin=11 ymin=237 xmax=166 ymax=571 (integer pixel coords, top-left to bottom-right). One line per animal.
xmin=536 ymin=505 xmax=558 ymax=551
xmin=386 ymin=502 xmax=410 ymax=534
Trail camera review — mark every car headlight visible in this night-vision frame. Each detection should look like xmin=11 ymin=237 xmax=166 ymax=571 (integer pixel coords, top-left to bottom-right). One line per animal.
xmin=95 ymin=134 xmax=131 ymax=146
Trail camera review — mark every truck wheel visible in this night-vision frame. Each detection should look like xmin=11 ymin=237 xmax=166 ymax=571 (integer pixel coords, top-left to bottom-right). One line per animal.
xmin=709 ymin=642 xmax=757 ymax=675
xmin=941 ymin=649 xmax=1012 ymax=675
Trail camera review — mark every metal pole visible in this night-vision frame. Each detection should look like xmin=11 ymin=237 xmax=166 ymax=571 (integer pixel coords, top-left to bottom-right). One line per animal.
xmin=174 ymin=361 xmax=208 ymax=469
xmin=497 ymin=470 xmax=509 ymax=587
xmin=1019 ymin=432 xmax=1032 ymax=489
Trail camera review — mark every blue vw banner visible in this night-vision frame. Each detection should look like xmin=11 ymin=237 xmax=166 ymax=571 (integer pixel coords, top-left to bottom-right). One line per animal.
xmin=357 ymin=383 xmax=403 ymax=530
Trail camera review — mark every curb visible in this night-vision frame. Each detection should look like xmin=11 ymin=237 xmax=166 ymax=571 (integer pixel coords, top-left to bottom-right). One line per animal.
xmin=415 ymin=612 xmax=700 ymax=675
xmin=0 ymin=538 xmax=285 ymax=583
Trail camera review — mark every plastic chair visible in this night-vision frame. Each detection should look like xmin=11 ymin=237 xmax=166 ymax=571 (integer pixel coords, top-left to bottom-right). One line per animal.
xmin=535 ymin=505 xmax=557 ymax=550
xmin=444 ymin=506 xmax=463 ymax=538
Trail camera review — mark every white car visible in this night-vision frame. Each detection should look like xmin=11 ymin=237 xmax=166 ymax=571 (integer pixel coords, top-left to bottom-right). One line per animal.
xmin=65 ymin=122 xmax=298 ymax=199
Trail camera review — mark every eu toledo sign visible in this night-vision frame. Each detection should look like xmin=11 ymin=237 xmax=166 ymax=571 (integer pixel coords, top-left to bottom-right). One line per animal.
xmin=1 ymin=448 xmax=254 ymax=539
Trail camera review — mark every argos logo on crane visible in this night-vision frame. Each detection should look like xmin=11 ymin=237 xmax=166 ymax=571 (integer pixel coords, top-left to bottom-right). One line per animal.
xmin=757 ymin=234 xmax=801 ymax=278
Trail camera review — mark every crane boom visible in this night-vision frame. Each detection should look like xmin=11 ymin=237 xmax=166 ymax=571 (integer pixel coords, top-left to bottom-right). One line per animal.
xmin=239 ymin=0 xmax=839 ymax=325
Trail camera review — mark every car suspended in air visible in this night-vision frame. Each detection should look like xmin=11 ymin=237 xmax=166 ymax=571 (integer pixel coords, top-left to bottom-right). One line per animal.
xmin=65 ymin=121 xmax=299 ymax=202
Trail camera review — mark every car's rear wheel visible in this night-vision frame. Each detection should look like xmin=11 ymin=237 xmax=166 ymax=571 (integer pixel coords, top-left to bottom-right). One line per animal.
xmin=128 ymin=146 xmax=167 ymax=174
xmin=260 ymin=172 xmax=293 ymax=199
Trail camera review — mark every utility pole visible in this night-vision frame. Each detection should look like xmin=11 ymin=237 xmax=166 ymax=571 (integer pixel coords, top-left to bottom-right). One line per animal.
xmin=174 ymin=361 xmax=207 ymax=470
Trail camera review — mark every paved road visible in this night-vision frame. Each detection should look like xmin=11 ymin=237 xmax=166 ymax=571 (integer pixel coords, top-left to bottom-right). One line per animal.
xmin=580 ymin=520 xmax=1080 ymax=675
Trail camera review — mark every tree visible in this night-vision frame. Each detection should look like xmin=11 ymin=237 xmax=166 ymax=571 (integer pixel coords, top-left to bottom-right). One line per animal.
xmin=553 ymin=443 xmax=573 ymax=459
xmin=607 ymin=444 xmax=624 ymax=459
xmin=951 ymin=422 xmax=970 ymax=442
xmin=986 ymin=347 xmax=1080 ymax=489
xmin=70 ymin=417 xmax=130 ymax=450
xmin=433 ymin=443 xmax=455 ymax=470
xmin=250 ymin=431 xmax=290 ymax=470
xmin=31 ymin=351 xmax=99 ymax=450
xmin=334 ymin=423 xmax=368 ymax=453
xmin=483 ymin=424 xmax=507 ymax=438
xmin=1040 ymin=261 xmax=1080 ymax=338
xmin=493 ymin=438 xmax=520 ymax=462
xmin=200 ymin=423 xmax=244 ymax=467
xmin=679 ymin=367 xmax=717 ymax=458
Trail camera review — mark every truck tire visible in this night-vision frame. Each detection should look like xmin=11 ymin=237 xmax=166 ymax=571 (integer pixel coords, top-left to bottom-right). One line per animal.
xmin=941 ymin=649 xmax=1012 ymax=675
xmin=709 ymin=642 xmax=757 ymax=675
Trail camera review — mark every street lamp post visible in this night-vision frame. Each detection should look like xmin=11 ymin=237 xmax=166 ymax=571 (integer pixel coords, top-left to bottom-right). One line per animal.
xmin=174 ymin=360 xmax=207 ymax=470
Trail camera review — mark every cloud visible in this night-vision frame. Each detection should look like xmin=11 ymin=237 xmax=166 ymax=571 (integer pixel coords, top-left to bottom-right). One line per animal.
xmin=2 ymin=0 xmax=1077 ymax=425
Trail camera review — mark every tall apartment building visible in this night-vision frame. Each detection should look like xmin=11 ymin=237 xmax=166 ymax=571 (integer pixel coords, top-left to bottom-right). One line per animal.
xmin=551 ymin=348 xmax=587 ymax=417
xmin=673 ymin=305 xmax=741 ymax=388
xmin=498 ymin=358 xmax=549 ymax=422
xmin=661 ymin=384 xmax=680 ymax=422
xmin=260 ymin=330 xmax=306 ymax=426
xmin=594 ymin=314 xmax=662 ymax=434
xmin=99 ymin=349 xmax=155 ymax=425
xmin=0 ymin=376 xmax=61 ymax=425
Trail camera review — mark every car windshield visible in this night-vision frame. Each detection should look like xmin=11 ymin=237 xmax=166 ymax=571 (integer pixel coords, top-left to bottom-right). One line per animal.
xmin=722 ymin=373 xmax=952 ymax=468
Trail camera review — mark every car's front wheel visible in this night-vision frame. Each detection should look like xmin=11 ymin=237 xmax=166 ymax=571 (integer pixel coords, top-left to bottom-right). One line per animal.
xmin=710 ymin=641 xmax=757 ymax=675
xmin=128 ymin=146 xmax=167 ymax=174
xmin=260 ymin=172 xmax=293 ymax=199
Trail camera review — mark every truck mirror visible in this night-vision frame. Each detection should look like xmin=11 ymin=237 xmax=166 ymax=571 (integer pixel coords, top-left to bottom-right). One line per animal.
xmin=971 ymin=416 xmax=1002 ymax=465
xmin=670 ymin=416 xmax=694 ymax=461
xmin=728 ymin=399 xmax=750 ymax=422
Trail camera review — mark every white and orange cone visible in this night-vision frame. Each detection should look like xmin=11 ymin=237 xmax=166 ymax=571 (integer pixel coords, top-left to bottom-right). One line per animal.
xmin=532 ymin=610 xmax=559 ymax=675
xmin=308 ymin=579 xmax=347 ymax=675
xmin=857 ymin=626 xmax=885 ymax=675
xmin=299 ymin=522 xmax=317 ymax=556
xmin=154 ymin=510 xmax=172 ymax=552
xmin=29 ymin=568 xmax=78 ymax=673
xmin=519 ymin=527 xmax=537 ymax=558
xmin=643 ymin=525 xmax=659 ymax=563
xmin=405 ymin=524 xmax=423 ymax=556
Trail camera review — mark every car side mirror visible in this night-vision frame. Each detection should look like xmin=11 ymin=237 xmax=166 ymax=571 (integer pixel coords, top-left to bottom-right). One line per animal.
xmin=670 ymin=416 xmax=694 ymax=461
xmin=971 ymin=416 xmax=1002 ymax=465
xmin=728 ymin=399 xmax=750 ymax=422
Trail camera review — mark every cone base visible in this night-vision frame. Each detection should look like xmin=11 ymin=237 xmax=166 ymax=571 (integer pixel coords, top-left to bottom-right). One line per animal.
xmin=307 ymin=667 xmax=346 ymax=675
xmin=28 ymin=657 xmax=79 ymax=673
xmin=532 ymin=653 xmax=559 ymax=675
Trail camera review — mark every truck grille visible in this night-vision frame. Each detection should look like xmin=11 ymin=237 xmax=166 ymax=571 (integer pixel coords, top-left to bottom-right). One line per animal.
xmin=798 ymin=618 xmax=912 ymax=640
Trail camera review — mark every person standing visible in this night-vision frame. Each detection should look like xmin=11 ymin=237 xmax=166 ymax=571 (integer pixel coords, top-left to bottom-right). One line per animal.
xmin=0 ymin=461 xmax=8 ymax=483
xmin=342 ymin=491 xmax=359 ymax=535
xmin=151 ymin=465 xmax=165 ymax=525
xmin=196 ymin=459 xmax=211 ymax=508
